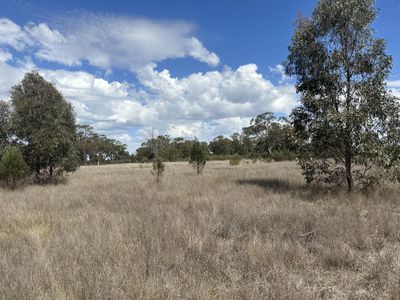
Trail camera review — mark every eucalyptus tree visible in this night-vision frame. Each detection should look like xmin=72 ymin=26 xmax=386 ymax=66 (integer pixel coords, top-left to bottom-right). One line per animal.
xmin=285 ymin=0 xmax=400 ymax=191
xmin=11 ymin=72 xmax=79 ymax=178
xmin=0 ymin=100 xmax=11 ymax=152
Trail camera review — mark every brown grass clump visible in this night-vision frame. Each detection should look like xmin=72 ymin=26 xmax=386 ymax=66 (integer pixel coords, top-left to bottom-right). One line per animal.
xmin=0 ymin=161 xmax=399 ymax=299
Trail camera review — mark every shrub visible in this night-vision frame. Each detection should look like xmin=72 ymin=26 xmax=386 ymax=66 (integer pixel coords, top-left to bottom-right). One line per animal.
xmin=190 ymin=140 xmax=207 ymax=174
xmin=270 ymin=151 xmax=296 ymax=162
xmin=229 ymin=155 xmax=242 ymax=166
xmin=152 ymin=156 xmax=165 ymax=182
xmin=0 ymin=146 xmax=29 ymax=189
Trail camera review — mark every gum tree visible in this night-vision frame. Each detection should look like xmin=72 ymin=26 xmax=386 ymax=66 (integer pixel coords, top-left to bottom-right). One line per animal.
xmin=11 ymin=72 xmax=79 ymax=179
xmin=285 ymin=0 xmax=400 ymax=191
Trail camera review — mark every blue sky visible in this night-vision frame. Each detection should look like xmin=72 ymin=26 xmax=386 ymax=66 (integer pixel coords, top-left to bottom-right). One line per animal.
xmin=0 ymin=0 xmax=399 ymax=151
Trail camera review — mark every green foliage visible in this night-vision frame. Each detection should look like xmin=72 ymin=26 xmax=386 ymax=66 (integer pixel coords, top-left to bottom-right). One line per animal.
xmin=61 ymin=149 xmax=81 ymax=173
xmin=190 ymin=140 xmax=207 ymax=174
xmin=0 ymin=146 xmax=29 ymax=189
xmin=133 ymin=113 xmax=296 ymax=163
xmin=270 ymin=151 xmax=296 ymax=162
xmin=229 ymin=155 xmax=242 ymax=166
xmin=152 ymin=156 xmax=165 ymax=182
xmin=209 ymin=136 xmax=233 ymax=155
xmin=0 ymin=101 xmax=11 ymax=152
xmin=76 ymin=125 xmax=131 ymax=165
xmin=10 ymin=72 xmax=79 ymax=178
xmin=285 ymin=0 xmax=400 ymax=191
xmin=136 ymin=135 xmax=195 ymax=162
xmin=242 ymin=112 xmax=296 ymax=159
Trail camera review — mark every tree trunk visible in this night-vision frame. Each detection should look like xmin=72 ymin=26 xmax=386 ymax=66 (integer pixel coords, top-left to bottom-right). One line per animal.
xmin=344 ymin=65 xmax=353 ymax=192
xmin=197 ymin=162 xmax=200 ymax=174
xmin=50 ymin=166 xmax=53 ymax=178
xmin=345 ymin=152 xmax=353 ymax=192
xmin=35 ymin=165 xmax=40 ymax=182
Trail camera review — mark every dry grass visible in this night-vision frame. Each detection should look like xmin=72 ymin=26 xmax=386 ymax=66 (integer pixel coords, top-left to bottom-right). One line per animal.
xmin=0 ymin=161 xmax=400 ymax=299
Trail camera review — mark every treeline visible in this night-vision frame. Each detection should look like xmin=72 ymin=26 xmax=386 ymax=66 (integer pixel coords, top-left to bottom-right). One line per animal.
xmin=76 ymin=125 xmax=132 ymax=165
xmin=134 ymin=112 xmax=296 ymax=162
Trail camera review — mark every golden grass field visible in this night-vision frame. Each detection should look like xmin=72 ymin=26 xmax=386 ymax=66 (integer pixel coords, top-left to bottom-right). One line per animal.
xmin=0 ymin=161 xmax=399 ymax=299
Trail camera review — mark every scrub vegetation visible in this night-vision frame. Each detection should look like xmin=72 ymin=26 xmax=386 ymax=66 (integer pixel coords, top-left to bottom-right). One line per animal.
xmin=0 ymin=161 xmax=399 ymax=299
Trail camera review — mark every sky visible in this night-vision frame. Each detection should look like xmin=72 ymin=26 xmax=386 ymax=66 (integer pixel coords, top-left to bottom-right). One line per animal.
xmin=0 ymin=0 xmax=399 ymax=152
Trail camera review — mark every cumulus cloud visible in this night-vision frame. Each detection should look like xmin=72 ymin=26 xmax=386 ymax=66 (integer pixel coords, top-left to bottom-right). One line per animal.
xmin=0 ymin=50 xmax=13 ymax=63
xmin=269 ymin=64 xmax=289 ymax=83
xmin=0 ymin=16 xmax=220 ymax=70
xmin=41 ymin=69 xmax=130 ymax=101
xmin=133 ymin=63 xmax=297 ymax=123
xmin=0 ymin=18 xmax=33 ymax=50
xmin=0 ymin=16 xmax=301 ymax=151
xmin=0 ymin=58 xmax=298 ymax=150
xmin=0 ymin=57 xmax=35 ymax=99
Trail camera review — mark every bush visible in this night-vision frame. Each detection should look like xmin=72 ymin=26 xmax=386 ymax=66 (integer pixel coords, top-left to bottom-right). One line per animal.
xmin=190 ymin=141 xmax=207 ymax=174
xmin=270 ymin=151 xmax=296 ymax=162
xmin=229 ymin=155 xmax=242 ymax=166
xmin=0 ymin=146 xmax=29 ymax=189
xmin=152 ymin=156 xmax=165 ymax=182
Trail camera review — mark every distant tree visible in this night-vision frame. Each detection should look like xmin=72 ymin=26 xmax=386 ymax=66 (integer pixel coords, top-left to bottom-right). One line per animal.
xmin=190 ymin=140 xmax=207 ymax=174
xmin=76 ymin=125 xmax=94 ymax=165
xmin=136 ymin=135 xmax=194 ymax=162
xmin=152 ymin=156 xmax=165 ymax=183
xmin=209 ymin=135 xmax=233 ymax=155
xmin=136 ymin=144 xmax=155 ymax=163
xmin=172 ymin=137 xmax=194 ymax=160
xmin=242 ymin=112 xmax=296 ymax=158
xmin=0 ymin=146 xmax=29 ymax=189
xmin=231 ymin=132 xmax=254 ymax=157
xmin=10 ymin=72 xmax=78 ymax=179
xmin=285 ymin=0 xmax=400 ymax=191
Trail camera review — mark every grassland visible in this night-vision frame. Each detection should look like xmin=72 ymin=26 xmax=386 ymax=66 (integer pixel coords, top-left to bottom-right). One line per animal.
xmin=0 ymin=161 xmax=399 ymax=299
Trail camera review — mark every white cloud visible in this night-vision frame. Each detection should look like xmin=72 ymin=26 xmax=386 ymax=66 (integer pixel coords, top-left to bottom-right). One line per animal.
xmin=0 ymin=16 xmax=220 ymax=70
xmin=17 ymin=63 xmax=295 ymax=150
xmin=187 ymin=37 xmax=220 ymax=66
xmin=0 ymin=17 xmax=300 ymax=152
xmin=0 ymin=58 xmax=34 ymax=99
xmin=0 ymin=50 xmax=12 ymax=63
xmin=269 ymin=64 xmax=289 ymax=83
xmin=166 ymin=117 xmax=251 ymax=140
xmin=0 ymin=18 xmax=33 ymax=50
xmin=134 ymin=63 xmax=297 ymax=122
xmin=387 ymin=80 xmax=400 ymax=98
xmin=0 ymin=60 xmax=297 ymax=149
xmin=111 ymin=133 xmax=134 ymax=144
xmin=41 ymin=69 xmax=130 ymax=100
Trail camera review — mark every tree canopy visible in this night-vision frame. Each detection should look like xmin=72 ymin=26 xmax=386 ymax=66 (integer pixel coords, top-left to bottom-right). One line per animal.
xmin=76 ymin=125 xmax=131 ymax=165
xmin=190 ymin=140 xmax=208 ymax=174
xmin=285 ymin=0 xmax=400 ymax=191
xmin=10 ymin=72 xmax=79 ymax=178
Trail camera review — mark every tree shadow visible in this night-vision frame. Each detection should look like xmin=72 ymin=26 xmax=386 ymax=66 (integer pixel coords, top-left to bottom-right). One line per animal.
xmin=237 ymin=178 xmax=335 ymax=202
